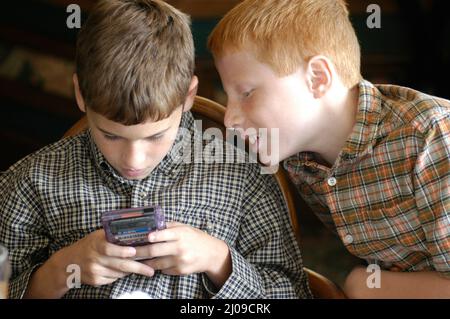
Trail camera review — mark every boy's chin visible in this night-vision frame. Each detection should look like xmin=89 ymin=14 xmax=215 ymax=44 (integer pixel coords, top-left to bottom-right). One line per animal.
xmin=258 ymin=161 xmax=280 ymax=174
xmin=120 ymin=168 xmax=152 ymax=180
xmin=258 ymin=154 xmax=281 ymax=168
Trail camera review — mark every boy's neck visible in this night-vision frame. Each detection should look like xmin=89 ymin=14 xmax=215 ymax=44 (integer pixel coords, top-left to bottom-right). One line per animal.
xmin=313 ymin=84 xmax=360 ymax=167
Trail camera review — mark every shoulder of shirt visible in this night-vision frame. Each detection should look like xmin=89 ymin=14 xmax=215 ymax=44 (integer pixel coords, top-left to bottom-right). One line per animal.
xmin=1 ymin=131 xmax=90 ymax=180
xmin=375 ymin=83 xmax=450 ymax=135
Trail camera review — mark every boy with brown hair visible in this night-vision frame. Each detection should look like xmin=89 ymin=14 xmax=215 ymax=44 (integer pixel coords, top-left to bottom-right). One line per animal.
xmin=208 ymin=0 xmax=450 ymax=298
xmin=0 ymin=0 xmax=312 ymax=299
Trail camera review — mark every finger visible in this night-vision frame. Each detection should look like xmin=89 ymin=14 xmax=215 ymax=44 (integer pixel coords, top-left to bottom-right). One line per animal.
xmin=83 ymin=265 xmax=126 ymax=287
xmin=100 ymin=276 xmax=118 ymax=285
xmin=165 ymin=221 xmax=184 ymax=228
xmin=105 ymin=257 xmax=155 ymax=277
xmin=142 ymin=256 xmax=175 ymax=271
xmin=135 ymin=242 xmax=178 ymax=259
xmin=148 ymin=228 xmax=179 ymax=243
xmin=100 ymin=241 xmax=136 ymax=259
xmin=98 ymin=266 xmax=129 ymax=280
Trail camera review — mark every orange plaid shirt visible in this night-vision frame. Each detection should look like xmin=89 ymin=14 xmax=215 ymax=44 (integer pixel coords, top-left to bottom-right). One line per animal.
xmin=285 ymin=80 xmax=450 ymax=277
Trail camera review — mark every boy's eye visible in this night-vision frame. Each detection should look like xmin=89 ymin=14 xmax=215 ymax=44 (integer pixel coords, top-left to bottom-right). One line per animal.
xmin=147 ymin=135 xmax=163 ymax=141
xmin=243 ymin=90 xmax=254 ymax=98
xmin=103 ymin=134 xmax=163 ymax=142
xmin=104 ymin=134 xmax=119 ymax=141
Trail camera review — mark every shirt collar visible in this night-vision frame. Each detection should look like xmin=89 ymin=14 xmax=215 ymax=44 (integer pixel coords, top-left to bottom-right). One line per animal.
xmin=86 ymin=111 xmax=195 ymax=185
xmin=340 ymin=80 xmax=382 ymax=161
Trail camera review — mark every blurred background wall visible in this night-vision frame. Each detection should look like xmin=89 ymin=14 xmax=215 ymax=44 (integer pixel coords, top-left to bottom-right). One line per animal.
xmin=0 ymin=0 xmax=449 ymax=285
xmin=1 ymin=0 xmax=449 ymax=172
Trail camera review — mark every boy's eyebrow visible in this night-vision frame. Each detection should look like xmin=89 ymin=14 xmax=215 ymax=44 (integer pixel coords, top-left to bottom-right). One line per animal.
xmin=97 ymin=126 xmax=170 ymax=139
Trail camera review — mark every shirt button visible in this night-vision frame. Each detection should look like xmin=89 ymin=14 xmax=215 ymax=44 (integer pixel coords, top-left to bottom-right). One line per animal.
xmin=343 ymin=234 xmax=354 ymax=244
xmin=327 ymin=177 xmax=337 ymax=187
xmin=140 ymin=191 xmax=147 ymax=198
xmin=130 ymin=274 xmax=137 ymax=280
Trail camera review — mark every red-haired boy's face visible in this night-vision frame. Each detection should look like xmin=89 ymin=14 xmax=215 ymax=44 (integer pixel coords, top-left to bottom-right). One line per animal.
xmin=216 ymin=50 xmax=321 ymax=163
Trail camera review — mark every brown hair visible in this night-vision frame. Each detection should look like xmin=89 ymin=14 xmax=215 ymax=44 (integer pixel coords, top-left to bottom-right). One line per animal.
xmin=76 ymin=0 xmax=195 ymax=125
xmin=208 ymin=0 xmax=361 ymax=88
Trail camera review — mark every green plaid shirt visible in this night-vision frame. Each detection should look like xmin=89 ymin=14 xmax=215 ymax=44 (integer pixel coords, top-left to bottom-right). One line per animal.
xmin=285 ymin=80 xmax=450 ymax=278
xmin=0 ymin=112 xmax=312 ymax=299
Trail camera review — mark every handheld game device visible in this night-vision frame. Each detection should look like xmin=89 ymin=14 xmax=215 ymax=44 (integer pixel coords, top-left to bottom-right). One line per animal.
xmin=101 ymin=206 xmax=166 ymax=246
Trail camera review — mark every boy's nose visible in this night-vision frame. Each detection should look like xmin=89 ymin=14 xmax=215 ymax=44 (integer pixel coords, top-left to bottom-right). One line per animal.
xmin=224 ymin=101 xmax=243 ymax=129
xmin=123 ymin=144 xmax=146 ymax=169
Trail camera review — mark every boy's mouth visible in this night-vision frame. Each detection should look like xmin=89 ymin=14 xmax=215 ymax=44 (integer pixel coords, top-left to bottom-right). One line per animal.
xmin=122 ymin=168 xmax=147 ymax=179
xmin=248 ymin=135 xmax=258 ymax=145
xmin=247 ymin=134 xmax=261 ymax=153
xmin=233 ymin=129 xmax=263 ymax=153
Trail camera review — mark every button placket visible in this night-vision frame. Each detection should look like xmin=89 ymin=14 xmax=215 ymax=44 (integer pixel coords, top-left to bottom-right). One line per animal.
xmin=131 ymin=185 xmax=148 ymax=206
xmin=343 ymin=234 xmax=354 ymax=244
xmin=327 ymin=176 xmax=337 ymax=187
xmin=139 ymin=190 xmax=147 ymax=199
xmin=205 ymin=221 xmax=214 ymax=235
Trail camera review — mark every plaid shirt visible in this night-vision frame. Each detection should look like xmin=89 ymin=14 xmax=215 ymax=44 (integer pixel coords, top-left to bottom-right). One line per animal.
xmin=0 ymin=112 xmax=312 ymax=299
xmin=285 ymin=80 xmax=450 ymax=278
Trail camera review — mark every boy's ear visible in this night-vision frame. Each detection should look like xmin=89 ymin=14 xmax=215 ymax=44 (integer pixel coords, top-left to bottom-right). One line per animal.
xmin=182 ymin=76 xmax=199 ymax=112
xmin=305 ymin=56 xmax=332 ymax=99
xmin=73 ymin=74 xmax=87 ymax=113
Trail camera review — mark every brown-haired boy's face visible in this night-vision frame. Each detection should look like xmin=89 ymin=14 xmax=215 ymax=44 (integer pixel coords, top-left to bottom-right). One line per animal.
xmin=87 ymin=106 xmax=183 ymax=180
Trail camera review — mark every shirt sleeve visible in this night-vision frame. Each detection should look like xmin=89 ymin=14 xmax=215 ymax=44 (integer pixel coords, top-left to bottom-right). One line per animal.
xmin=210 ymin=163 xmax=312 ymax=299
xmin=0 ymin=166 xmax=50 ymax=298
xmin=414 ymin=117 xmax=450 ymax=278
